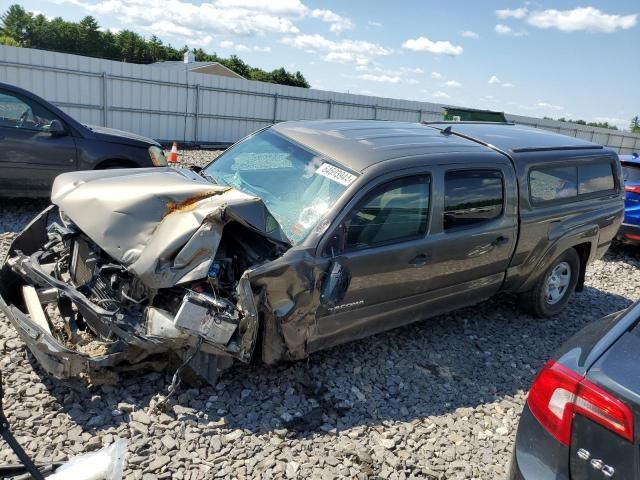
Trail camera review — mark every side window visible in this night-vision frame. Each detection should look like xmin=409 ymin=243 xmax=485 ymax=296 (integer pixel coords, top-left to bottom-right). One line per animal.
xmin=578 ymin=163 xmax=615 ymax=194
xmin=0 ymin=91 xmax=57 ymax=132
xmin=529 ymin=167 xmax=577 ymax=203
xmin=444 ymin=170 xmax=504 ymax=230
xmin=342 ymin=176 xmax=430 ymax=251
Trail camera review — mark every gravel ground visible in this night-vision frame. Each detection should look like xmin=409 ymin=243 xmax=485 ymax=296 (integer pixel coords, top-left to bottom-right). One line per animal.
xmin=0 ymin=152 xmax=638 ymax=479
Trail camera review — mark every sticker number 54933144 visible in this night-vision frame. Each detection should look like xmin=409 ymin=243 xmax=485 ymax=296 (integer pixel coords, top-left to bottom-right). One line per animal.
xmin=315 ymin=163 xmax=357 ymax=186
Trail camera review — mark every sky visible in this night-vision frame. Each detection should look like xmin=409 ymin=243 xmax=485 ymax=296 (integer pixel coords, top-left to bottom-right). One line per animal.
xmin=16 ymin=0 xmax=640 ymax=130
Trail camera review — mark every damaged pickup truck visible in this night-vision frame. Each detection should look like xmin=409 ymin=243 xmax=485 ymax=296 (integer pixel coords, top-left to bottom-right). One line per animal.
xmin=0 ymin=120 xmax=624 ymax=385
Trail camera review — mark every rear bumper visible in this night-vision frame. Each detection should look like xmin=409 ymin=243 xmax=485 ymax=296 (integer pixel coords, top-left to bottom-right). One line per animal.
xmin=509 ymin=404 xmax=570 ymax=480
xmin=617 ymin=223 xmax=640 ymax=242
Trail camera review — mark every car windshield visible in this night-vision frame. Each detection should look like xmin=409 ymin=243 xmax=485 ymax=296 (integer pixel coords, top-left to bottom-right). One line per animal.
xmin=202 ymin=129 xmax=356 ymax=244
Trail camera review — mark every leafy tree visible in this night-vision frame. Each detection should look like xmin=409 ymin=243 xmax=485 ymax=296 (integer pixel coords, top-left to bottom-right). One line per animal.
xmin=631 ymin=116 xmax=640 ymax=134
xmin=0 ymin=3 xmax=310 ymax=88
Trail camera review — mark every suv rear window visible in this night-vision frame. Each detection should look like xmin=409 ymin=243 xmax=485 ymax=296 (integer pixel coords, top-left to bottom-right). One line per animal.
xmin=444 ymin=170 xmax=503 ymax=230
xmin=530 ymin=162 xmax=615 ymax=204
xmin=622 ymin=163 xmax=640 ymax=182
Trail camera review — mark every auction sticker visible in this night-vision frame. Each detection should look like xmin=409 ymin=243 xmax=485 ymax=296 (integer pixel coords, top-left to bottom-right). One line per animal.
xmin=315 ymin=163 xmax=357 ymax=186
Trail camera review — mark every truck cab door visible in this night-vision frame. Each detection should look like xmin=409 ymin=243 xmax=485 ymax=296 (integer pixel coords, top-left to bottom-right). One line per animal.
xmin=427 ymin=163 xmax=518 ymax=297
xmin=0 ymin=89 xmax=77 ymax=196
xmin=310 ymin=171 xmax=440 ymax=351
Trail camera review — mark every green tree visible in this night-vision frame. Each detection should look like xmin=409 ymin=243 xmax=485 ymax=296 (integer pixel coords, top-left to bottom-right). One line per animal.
xmin=631 ymin=116 xmax=640 ymax=134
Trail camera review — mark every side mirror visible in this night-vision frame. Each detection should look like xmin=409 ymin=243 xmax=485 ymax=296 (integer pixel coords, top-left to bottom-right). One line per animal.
xmin=320 ymin=259 xmax=351 ymax=307
xmin=48 ymin=119 xmax=66 ymax=136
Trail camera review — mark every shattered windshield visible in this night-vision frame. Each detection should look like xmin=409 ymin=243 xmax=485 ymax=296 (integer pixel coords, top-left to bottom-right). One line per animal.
xmin=202 ymin=129 xmax=356 ymax=244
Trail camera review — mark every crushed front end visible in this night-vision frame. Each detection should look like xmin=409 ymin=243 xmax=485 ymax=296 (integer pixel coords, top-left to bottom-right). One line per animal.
xmin=0 ymin=168 xmax=291 ymax=385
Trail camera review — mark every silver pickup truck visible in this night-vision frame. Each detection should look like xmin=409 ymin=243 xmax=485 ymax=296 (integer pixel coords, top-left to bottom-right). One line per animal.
xmin=0 ymin=120 xmax=624 ymax=385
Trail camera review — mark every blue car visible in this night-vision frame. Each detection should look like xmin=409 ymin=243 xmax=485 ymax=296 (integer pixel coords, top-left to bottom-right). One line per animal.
xmin=619 ymin=153 xmax=640 ymax=242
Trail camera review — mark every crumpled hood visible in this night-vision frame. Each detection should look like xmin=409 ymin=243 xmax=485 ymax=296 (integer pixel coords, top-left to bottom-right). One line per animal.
xmin=51 ymin=167 xmax=289 ymax=289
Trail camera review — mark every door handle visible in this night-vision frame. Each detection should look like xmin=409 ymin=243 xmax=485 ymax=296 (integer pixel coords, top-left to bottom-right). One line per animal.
xmin=409 ymin=253 xmax=431 ymax=267
xmin=491 ymin=236 xmax=509 ymax=246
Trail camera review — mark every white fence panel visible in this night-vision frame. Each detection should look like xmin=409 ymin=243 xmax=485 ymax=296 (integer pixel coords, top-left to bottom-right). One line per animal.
xmin=1 ymin=45 xmax=639 ymax=153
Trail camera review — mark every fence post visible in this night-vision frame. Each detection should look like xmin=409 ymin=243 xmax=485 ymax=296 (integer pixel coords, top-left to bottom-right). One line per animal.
xmin=272 ymin=94 xmax=279 ymax=123
xmin=373 ymin=104 xmax=378 ymax=120
xmin=101 ymin=72 xmax=108 ymax=127
xmin=194 ymin=84 xmax=200 ymax=144
xmin=327 ymin=99 xmax=333 ymax=119
xmin=418 ymin=109 xmax=423 ymax=123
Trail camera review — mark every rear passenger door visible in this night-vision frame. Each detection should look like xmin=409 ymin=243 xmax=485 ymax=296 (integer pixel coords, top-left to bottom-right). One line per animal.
xmin=427 ymin=164 xmax=518 ymax=298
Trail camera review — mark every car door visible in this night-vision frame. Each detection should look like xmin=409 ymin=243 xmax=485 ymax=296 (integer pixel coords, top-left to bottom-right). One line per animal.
xmin=427 ymin=163 xmax=518 ymax=296
xmin=310 ymin=169 xmax=441 ymax=349
xmin=0 ymin=89 xmax=77 ymax=196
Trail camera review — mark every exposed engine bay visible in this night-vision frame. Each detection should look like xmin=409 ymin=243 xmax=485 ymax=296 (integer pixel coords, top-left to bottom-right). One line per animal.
xmin=0 ymin=168 xmax=297 ymax=385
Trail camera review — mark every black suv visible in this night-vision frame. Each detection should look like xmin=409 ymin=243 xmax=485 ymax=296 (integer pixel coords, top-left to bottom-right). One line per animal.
xmin=0 ymin=82 xmax=166 ymax=197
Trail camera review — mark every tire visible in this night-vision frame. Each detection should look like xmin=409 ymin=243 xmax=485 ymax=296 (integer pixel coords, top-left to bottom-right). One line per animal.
xmin=520 ymin=248 xmax=581 ymax=317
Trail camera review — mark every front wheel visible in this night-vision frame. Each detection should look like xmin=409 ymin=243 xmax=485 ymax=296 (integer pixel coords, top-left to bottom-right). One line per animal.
xmin=520 ymin=248 xmax=581 ymax=317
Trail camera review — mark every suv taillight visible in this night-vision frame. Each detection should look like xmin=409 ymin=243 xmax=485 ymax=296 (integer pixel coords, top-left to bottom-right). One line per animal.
xmin=527 ymin=361 xmax=634 ymax=446
xmin=625 ymin=185 xmax=640 ymax=194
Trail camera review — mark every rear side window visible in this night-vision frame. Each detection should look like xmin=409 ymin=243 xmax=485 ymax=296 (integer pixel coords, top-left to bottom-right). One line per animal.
xmin=444 ymin=170 xmax=504 ymax=230
xmin=530 ymin=162 xmax=615 ymax=204
xmin=529 ymin=167 xmax=577 ymax=203
xmin=343 ymin=176 xmax=430 ymax=250
xmin=579 ymin=163 xmax=615 ymax=194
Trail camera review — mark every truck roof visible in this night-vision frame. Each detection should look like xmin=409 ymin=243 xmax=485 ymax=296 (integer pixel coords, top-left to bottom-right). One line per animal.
xmin=427 ymin=122 xmax=604 ymax=154
xmin=272 ymin=120 xmax=607 ymax=173
xmin=271 ymin=120 xmax=491 ymax=172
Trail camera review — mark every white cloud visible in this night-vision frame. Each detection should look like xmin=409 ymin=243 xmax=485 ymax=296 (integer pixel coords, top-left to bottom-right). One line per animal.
xmin=220 ymin=40 xmax=271 ymax=52
xmin=495 ymin=7 xmax=528 ymax=19
xmin=311 ymin=8 xmax=354 ymax=34
xmin=594 ymin=117 xmax=628 ymax=129
xmin=527 ymin=7 xmax=637 ymax=33
xmin=214 ymin=0 xmax=307 ymax=15
xmin=63 ymin=0 xmax=302 ymax=44
xmin=281 ymin=34 xmax=392 ymax=65
xmin=400 ymin=67 xmax=424 ymax=74
xmin=460 ymin=30 xmax=479 ymax=39
xmin=430 ymin=91 xmax=450 ymax=99
xmin=349 ymin=73 xmax=401 ymax=84
xmin=402 ymin=36 xmax=463 ymax=56
xmin=367 ymin=21 xmax=382 ymax=27
xmin=405 ymin=79 xmax=419 ymax=85
xmin=495 ymin=24 xmax=528 ymax=36
xmin=431 ymin=71 xmax=444 ymax=79
xmin=489 ymin=75 xmax=514 ymax=88
xmin=536 ymin=101 xmax=563 ymax=111
xmin=443 ymin=80 xmax=461 ymax=88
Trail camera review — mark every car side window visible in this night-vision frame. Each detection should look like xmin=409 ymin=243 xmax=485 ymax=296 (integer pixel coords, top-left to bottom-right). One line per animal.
xmin=0 ymin=91 xmax=57 ymax=132
xmin=530 ymin=162 xmax=616 ymax=204
xmin=444 ymin=169 xmax=504 ymax=230
xmin=578 ymin=163 xmax=615 ymax=194
xmin=529 ymin=167 xmax=578 ymax=203
xmin=340 ymin=176 xmax=430 ymax=251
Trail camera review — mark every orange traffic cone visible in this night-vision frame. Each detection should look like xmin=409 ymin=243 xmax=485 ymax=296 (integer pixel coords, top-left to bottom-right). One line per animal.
xmin=167 ymin=142 xmax=178 ymax=163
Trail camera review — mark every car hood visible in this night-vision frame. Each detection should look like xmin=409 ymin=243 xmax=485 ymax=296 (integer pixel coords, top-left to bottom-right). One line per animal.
xmin=84 ymin=124 xmax=160 ymax=147
xmin=50 ymin=167 xmax=290 ymax=288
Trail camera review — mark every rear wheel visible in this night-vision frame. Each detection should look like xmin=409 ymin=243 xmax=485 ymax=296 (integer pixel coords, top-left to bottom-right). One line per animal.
xmin=521 ymin=248 xmax=580 ymax=317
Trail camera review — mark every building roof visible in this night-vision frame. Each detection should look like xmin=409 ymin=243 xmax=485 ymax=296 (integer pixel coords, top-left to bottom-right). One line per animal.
xmin=271 ymin=120 xmax=489 ymax=172
xmin=428 ymin=122 xmax=603 ymax=154
xmin=151 ymin=61 xmax=244 ymax=79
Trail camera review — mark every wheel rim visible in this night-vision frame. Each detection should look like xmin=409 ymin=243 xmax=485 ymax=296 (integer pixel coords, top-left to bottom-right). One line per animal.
xmin=544 ymin=261 xmax=572 ymax=305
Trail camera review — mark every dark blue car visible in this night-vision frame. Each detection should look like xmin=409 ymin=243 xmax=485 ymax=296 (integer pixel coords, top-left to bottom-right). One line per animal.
xmin=619 ymin=153 xmax=640 ymax=242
